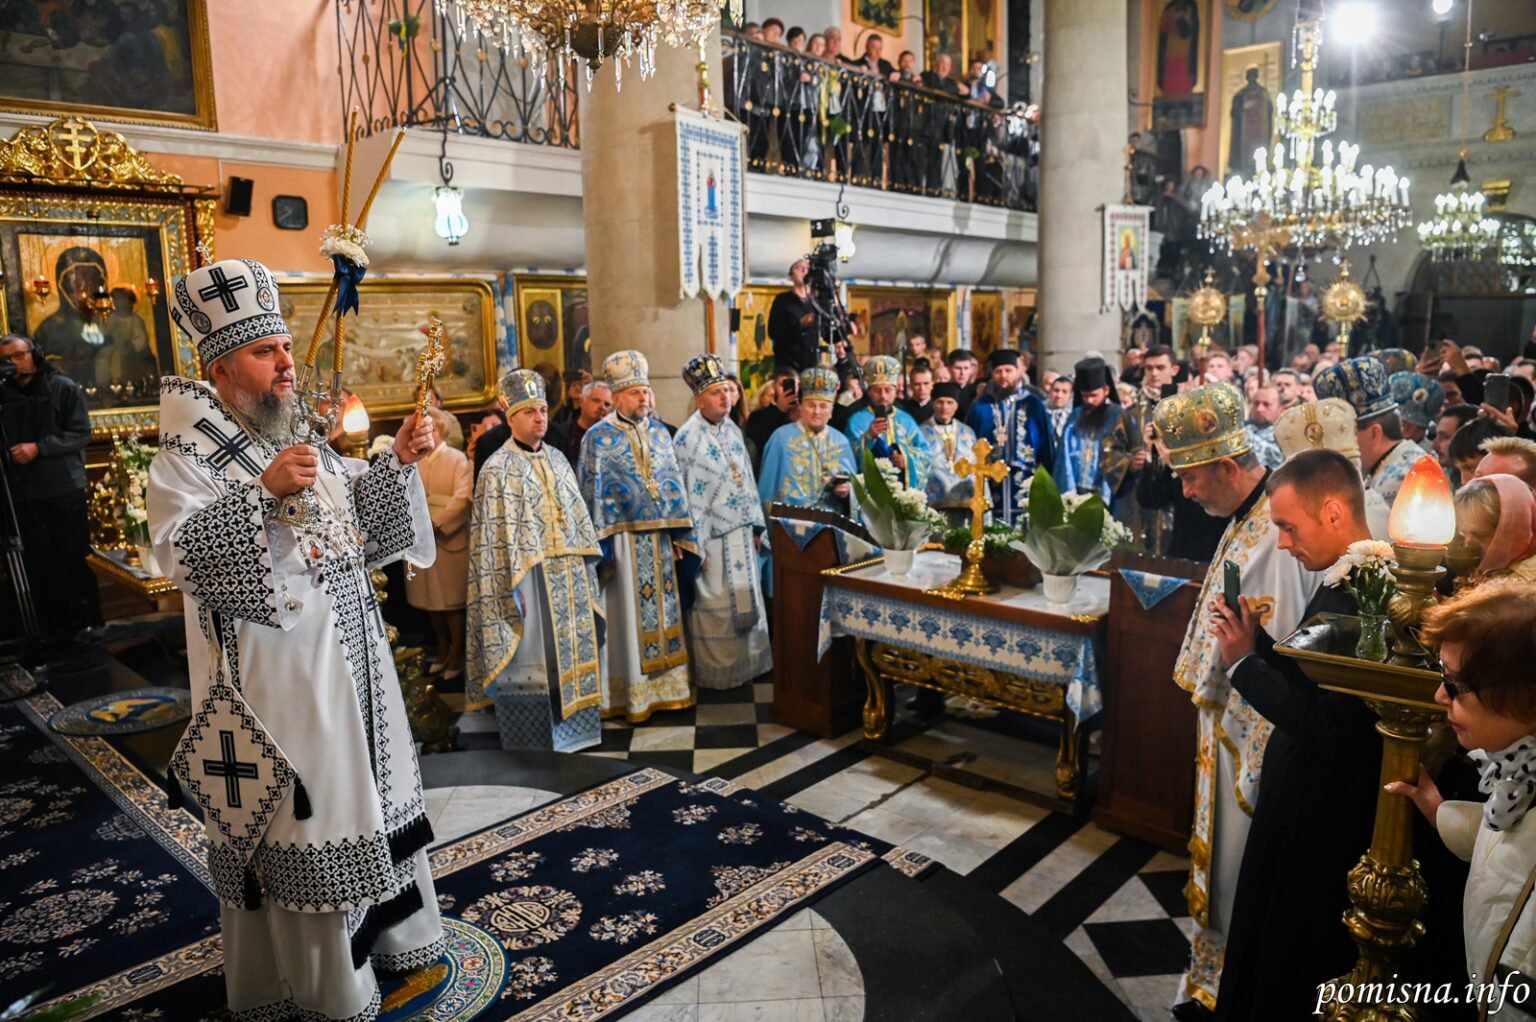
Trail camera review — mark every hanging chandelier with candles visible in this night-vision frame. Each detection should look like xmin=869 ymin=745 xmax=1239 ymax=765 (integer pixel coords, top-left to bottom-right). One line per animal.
xmin=1417 ymin=0 xmax=1498 ymax=263
xmin=435 ymin=0 xmax=738 ymax=89
xmin=1198 ymin=15 xmax=1410 ymax=256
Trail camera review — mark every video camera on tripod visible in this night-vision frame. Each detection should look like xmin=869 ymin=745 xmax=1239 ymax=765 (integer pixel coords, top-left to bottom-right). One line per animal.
xmin=808 ymin=219 xmax=857 ymax=381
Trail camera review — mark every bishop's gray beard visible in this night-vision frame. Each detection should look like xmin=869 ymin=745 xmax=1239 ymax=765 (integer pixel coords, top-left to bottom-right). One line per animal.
xmin=230 ymin=386 xmax=299 ymax=444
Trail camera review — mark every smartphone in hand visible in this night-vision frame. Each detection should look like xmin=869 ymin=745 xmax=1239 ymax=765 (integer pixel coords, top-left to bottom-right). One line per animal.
xmin=1485 ymin=373 xmax=1513 ymax=413
xmin=1223 ymin=560 xmax=1241 ymax=612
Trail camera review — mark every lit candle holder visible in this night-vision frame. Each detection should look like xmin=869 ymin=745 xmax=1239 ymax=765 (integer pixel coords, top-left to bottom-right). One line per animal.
xmin=341 ymin=394 xmax=371 ymax=458
xmin=1385 ymin=456 xmax=1456 ymax=666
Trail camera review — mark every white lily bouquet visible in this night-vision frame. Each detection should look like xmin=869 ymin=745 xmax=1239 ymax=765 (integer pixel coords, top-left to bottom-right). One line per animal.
xmin=114 ymin=437 xmax=157 ymax=547
xmin=850 ymin=448 xmax=946 ymax=551
xmin=1012 ymin=467 xmax=1133 ymax=576
xmin=1324 ymin=540 xmax=1398 ymax=662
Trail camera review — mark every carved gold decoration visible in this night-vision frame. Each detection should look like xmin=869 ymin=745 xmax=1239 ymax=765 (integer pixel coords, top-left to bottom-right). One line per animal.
xmin=1484 ymin=85 xmax=1520 ymax=143
xmin=856 ymin=637 xmax=1081 ymax=802
xmin=1187 ymin=268 xmax=1229 ymax=370
xmin=1321 ymin=261 xmax=1369 ymax=358
xmin=1482 ymin=179 xmax=1513 ymax=212
xmin=370 ymin=567 xmax=460 ymax=754
xmin=0 ymin=117 xmax=185 ymax=191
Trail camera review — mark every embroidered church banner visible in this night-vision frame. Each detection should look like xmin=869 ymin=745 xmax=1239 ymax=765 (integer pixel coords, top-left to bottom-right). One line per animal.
xmin=676 ymin=107 xmax=747 ymax=302
xmin=1103 ymin=205 xmax=1152 ymax=313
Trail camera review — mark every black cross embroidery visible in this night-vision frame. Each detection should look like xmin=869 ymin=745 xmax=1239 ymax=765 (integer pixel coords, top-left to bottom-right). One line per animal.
xmin=194 ymin=418 xmax=262 ymax=476
xmin=197 ymin=265 xmax=249 ymax=313
xmin=318 ymin=443 xmax=343 ymax=476
xmin=203 ymin=730 xmax=259 ymax=808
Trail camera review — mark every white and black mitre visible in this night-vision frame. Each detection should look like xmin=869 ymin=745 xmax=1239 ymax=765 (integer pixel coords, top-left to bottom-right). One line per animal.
xmin=170 ymin=259 xmax=289 ymax=370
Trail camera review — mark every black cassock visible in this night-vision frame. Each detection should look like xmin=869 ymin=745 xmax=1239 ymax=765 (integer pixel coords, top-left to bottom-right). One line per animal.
xmin=1214 ymin=584 xmax=1382 ymax=1021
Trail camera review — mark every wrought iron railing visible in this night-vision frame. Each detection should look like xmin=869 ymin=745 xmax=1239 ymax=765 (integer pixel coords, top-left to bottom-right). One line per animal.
xmin=722 ymin=34 xmax=1038 ymax=211
xmin=335 ymin=0 xmax=579 ymax=147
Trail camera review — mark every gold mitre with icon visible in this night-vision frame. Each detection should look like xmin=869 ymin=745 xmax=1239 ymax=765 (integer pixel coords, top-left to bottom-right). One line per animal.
xmin=864 ymin=355 xmax=902 ymax=388
xmin=603 ymin=349 xmax=650 ymax=392
xmin=1152 ymin=382 xmax=1251 ymax=470
xmin=498 ymin=368 xmax=547 ymax=414
xmin=799 ymin=366 xmax=840 ymax=402
xmin=1274 ymin=397 xmax=1360 ymax=461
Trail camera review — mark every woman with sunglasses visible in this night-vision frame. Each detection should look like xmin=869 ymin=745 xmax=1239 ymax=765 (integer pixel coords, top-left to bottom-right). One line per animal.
xmin=1387 ymin=578 xmax=1536 ymax=1017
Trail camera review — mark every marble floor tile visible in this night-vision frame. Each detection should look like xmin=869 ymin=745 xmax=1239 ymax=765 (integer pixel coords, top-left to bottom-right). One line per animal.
xmin=813 ymin=928 xmax=864 ymax=997
xmin=876 ymin=777 xmax=979 ymax=828
xmin=898 ymin=829 xmax=998 ymax=875
xmin=696 ymin=930 xmax=824 ymax=1003
xmin=625 ymin=1005 xmax=700 ymax=1022
xmin=1142 ymin=850 xmax=1192 ymax=873
xmin=838 ymin=806 xmax=930 ymax=847
xmin=822 ymin=996 xmax=864 ymax=1022
xmin=429 ymin=786 xmax=556 ymax=846
xmin=692 ymin=748 xmax=754 ymax=774
xmin=696 ymin=1000 xmax=827 ymax=1022
xmin=1084 ymin=876 xmax=1169 ymax=925
xmin=774 ymin=909 xmax=815 ymax=931
xmin=785 ymin=786 xmax=869 ymax=825
xmin=999 ymin=822 xmax=1120 ymax=914
xmin=753 ymin=682 xmax=775 ymax=703
xmin=695 ymin=702 xmax=758 ymax=727
xmin=755 ymin=723 xmax=794 ymax=745
xmin=1065 ymin=926 xmax=1132 ymax=1007
xmin=424 ymin=788 xmax=455 ymax=830
xmin=1117 ymin=973 xmax=1185 ymax=1022
xmin=629 ymin=726 xmax=698 ymax=752
xmin=729 ymin=733 xmax=863 ymax=791
xmin=650 ymin=974 xmax=700 ymax=1005
xmin=942 ymin=802 xmax=1046 ymax=850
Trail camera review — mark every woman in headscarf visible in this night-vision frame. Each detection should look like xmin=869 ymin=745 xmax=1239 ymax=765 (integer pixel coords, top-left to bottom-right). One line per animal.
xmin=1455 ymin=473 xmax=1536 ymax=582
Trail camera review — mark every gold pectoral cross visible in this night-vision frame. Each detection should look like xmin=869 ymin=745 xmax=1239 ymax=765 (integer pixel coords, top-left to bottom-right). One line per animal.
xmin=931 ymin=437 xmax=1010 ymax=598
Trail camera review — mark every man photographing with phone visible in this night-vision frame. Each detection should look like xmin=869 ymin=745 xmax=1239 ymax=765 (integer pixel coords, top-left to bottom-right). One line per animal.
xmin=0 ymin=333 xmax=101 ymax=644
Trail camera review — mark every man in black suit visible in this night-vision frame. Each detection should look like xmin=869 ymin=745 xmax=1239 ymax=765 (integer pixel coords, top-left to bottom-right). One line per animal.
xmin=1206 ymin=448 xmax=1383 ymax=1022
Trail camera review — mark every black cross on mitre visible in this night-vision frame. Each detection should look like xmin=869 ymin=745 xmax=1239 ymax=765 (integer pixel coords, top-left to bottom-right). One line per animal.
xmin=197 ymin=264 xmax=251 ymax=313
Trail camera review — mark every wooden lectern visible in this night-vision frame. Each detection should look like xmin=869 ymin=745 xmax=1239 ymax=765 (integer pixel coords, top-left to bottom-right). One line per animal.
xmin=767 ymin=504 xmax=873 ymax=738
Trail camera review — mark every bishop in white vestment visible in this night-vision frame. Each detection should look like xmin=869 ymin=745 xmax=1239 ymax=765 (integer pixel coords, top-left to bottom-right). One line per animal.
xmin=467 ymin=369 xmax=605 ymax=750
xmin=148 ymin=260 xmax=444 ymax=1022
xmin=674 ymin=354 xmax=772 ymax=688
xmin=1152 ymin=383 xmax=1319 ymax=1013
xmin=578 ymin=350 xmax=700 ymax=721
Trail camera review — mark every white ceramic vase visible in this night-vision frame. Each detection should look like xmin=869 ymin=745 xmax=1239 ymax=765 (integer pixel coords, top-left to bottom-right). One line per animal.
xmin=882 ymin=548 xmax=916 ymax=577
xmin=1041 ymin=572 xmax=1079 ymax=606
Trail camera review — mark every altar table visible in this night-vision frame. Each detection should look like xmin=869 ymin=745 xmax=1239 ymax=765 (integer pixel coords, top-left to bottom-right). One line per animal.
xmin=818 ymin=548 xmax=1109 ymax=802
xmin=89 ymin=548 xmax=182 ymax=616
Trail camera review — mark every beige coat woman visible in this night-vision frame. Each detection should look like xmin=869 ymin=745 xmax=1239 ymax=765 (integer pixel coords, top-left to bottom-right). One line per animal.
xmin=406 ymin=410 xmax=472 ymax=677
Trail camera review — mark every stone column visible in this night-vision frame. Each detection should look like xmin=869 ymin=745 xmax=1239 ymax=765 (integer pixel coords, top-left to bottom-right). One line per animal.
xmin=581 ymin=30 xmax=725 ymax=424
xmin=1037 ymin=0 xmax=1127 ymax=374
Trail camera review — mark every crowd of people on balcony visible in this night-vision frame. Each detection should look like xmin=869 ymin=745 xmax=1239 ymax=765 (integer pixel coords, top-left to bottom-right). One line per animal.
xmin=724 ymin=23 xmax=1039 ymax=210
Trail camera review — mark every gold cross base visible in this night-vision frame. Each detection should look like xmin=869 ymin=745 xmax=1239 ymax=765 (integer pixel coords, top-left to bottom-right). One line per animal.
xmin=930 ymin=539 xmax=998 ymax=599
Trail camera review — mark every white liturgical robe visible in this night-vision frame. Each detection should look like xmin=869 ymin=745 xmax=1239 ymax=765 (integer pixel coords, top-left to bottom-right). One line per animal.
xmin=673 ymin=410 xmax=771 ymax=689
xmin=1171 ymin=483 xmax=1319 ymax=1011
xmin=148 ymin=377 xmax=444 ymax=1021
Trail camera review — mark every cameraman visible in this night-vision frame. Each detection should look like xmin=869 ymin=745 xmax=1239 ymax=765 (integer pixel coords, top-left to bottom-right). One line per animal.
xmin=768 ymin=257 xmax=823 ymax=373
xmin=0 ymin=334 xmax=101 ymax=640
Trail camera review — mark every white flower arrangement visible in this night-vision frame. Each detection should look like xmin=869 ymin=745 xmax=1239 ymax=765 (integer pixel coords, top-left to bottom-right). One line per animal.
xmin=851 ymin=449 xmax=946 ymax=550
xmin=113 ymin=437 xmax=157 ymax=545
xmin=319 ymin=223 xmax=371 ymax=268
xmin=1323 ymin=539 xmax=1397 ymax=615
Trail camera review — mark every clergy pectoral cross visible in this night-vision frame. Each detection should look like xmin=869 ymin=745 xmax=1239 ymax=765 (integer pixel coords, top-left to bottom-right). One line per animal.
xmin=953 ymin=438 xmax=1009 ymax=544
xmin=203 ymin=730 xmax=259 ymax=808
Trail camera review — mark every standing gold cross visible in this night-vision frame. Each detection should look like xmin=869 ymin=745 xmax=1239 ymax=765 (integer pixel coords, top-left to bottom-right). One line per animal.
xmin=933 ymin=437 xmax=1011 ymax=598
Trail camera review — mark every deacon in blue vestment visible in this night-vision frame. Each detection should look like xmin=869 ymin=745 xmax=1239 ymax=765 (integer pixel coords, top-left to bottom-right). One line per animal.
xmin=966 ymin=348 xmax=1052 ymax=524
xmin=578 ymin=350 xmax=700 ymax=722
xmin=758 ymin=366 xmax=857 ymax=512
xmin=844 ymin=355 xmax=931 ymax=490
xmin=921 ymin=381 xmax=979 ymax=518
xmin=1053 ymin=356 xmax=1123 ymax=504
xmin=674 ymin=354 xmax=771 ymax=689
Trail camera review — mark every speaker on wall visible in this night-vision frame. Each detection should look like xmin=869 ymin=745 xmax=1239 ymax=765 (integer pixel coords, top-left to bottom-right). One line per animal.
xmin=225 ymin=176 xmax=255 ymax=217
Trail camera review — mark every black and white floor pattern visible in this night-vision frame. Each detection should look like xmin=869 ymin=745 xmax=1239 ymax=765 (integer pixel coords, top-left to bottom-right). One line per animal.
xmin=450 ymin=682 xmax=1194 ymax=1022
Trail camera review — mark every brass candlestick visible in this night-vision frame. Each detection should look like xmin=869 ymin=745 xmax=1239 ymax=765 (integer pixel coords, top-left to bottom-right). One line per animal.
xmin=930 ymin=437 xmax=1008 ymax=598
xmin=1321 ymin=260 xmax=1368 ymax=360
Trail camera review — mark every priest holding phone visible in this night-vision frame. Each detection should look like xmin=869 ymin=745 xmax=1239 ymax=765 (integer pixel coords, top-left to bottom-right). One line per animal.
xmin=844 ymin=355 xmax=930 ymax=490
xmin=1151 ymin=382 xmax=1320 ymax=1018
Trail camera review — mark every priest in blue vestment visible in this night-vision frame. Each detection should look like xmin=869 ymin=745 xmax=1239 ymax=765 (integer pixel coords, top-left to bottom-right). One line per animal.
xmin=1053 ymin=356 xmax=1123 ymax=504
xmin=674 ymin=354 xmax=771 ymax=689
xmin=844 ymin=355 xmax=931 ymax=491
xmin=758 ymin=366 xmax=857 ymax=512
xmin=577 ymin=350 xmax=699 ymax=722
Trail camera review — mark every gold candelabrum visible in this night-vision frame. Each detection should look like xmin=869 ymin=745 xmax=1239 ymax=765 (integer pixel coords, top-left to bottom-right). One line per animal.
xmin=930 ymin=437 xmax=1009 ymax=598
xmin=1321 ymin=260 xmax=1369 ymax=360
xmin=1277 ymin=456 xmax=1457 ymax=1019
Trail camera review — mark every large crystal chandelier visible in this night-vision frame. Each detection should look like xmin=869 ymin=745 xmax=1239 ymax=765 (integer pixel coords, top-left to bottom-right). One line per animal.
xmin=436 ymin=0 xmax=739 ymax=89
xmin=1198 ymin=15 xmax=1410 ymax=256
xmin=1417 ymin=0 xmax=1498 ymax=262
